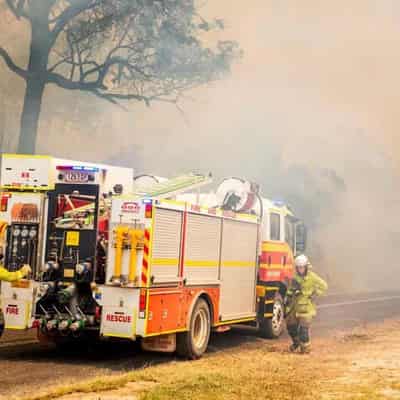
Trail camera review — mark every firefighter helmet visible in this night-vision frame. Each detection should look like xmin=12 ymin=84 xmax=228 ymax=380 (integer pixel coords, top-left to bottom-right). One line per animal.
xmin=295 ymin=254 xmax=310 ymax=268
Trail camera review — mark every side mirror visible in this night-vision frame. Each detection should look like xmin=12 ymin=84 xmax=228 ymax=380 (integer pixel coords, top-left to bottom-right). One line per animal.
xmin=295 ymin=223 xmax=307 ymax=254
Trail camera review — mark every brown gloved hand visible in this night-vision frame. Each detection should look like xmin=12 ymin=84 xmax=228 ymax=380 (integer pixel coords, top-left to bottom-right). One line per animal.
xmin=310 ymin=292 xmax=318 ymax=303
xmin=20 ymin=264 xmax=32 ymax=278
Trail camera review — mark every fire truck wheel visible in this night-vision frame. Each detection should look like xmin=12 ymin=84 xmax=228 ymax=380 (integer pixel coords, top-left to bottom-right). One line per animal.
xmin=176 ymin=298 xmax=211 ymax=360
xmin=259 ymin=293 xmax=285 ymax=339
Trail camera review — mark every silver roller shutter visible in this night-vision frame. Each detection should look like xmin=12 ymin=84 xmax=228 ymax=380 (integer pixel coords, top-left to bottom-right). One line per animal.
xmin=219 ymin=219 xmax=258 ymax=321
xmin=184 ymin=213 xmax=221 ymax=284
xmin=151 ymin=207 xmax=182 ymax=282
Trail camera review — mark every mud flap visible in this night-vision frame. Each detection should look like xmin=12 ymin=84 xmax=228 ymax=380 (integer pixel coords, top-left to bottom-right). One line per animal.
xmin=141 ymin=334 xmax=176 ymax=353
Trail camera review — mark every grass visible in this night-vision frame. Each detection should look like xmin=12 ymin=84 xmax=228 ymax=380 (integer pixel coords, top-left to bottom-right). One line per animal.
xmin=141 ymin=373 xmax=235 ymax=400
xmin=18 ymin=319 xmax=400 ymax=400
xmin=23 ymin=342 xmax=320 ymax=400
xmin=339 ymin=329 xmax=372 ymax=343
xmin=19 ymin=373 xmax=156 ymax=400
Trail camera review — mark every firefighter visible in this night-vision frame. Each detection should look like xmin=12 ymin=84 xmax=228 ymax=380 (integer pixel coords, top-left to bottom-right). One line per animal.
xmin=0 ymin=222 xmax=32 ymax=281
xmin=285 ymin=254 xmax=327 ymax=354
xmin=0 ymin=249 xmax=31 ymax=281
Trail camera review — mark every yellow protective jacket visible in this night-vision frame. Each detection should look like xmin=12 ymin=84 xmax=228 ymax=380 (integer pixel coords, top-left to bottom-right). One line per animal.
xmin=0 ymin=265 xmax=24 ymax=282
xmin=286 ymin=268 xmax=328 ymax=320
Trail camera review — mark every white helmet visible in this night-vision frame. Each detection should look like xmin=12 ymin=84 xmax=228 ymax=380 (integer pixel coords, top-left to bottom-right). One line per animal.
xmin=295 ymin=254 xmax=309 ymax=268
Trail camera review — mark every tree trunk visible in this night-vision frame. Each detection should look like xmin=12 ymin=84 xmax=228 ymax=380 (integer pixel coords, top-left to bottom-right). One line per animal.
xmin=17 ymin=78 xmax=45 ymax=154
xmin=0 ymin=97 xmax=5 ymax=151
xmin=17 ymin=5 xmax=51 ymax=155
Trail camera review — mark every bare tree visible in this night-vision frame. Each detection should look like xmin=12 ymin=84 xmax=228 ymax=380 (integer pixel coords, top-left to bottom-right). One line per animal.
xmin=0 ymin=0 xmax=240 ymax=153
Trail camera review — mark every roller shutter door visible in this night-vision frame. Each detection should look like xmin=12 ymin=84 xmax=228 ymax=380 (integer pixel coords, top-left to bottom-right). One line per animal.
xmin=151 ymin=208 xmax=182 ymax=282
xmin=184 ymin=213 xmax=221 ymax=284
xmin=219 ymin=219 xmax=258 ymax=320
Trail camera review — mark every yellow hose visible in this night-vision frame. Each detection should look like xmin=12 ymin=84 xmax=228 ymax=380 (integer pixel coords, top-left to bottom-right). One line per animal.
xmin=113 ymin=226 xmax=129 ymax=281
xmin=128 ymin=229 xmax=144 ymax=284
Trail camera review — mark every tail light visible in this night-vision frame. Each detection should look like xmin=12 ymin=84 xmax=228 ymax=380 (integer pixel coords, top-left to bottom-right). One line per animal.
xmin=32 ymin=319 xmax=40 ymax=329
xmin=145 ymin=203 xmax=153 ymax=219
xmin=95 ymin=306 xmax=102 ymax=322
xmin=139 ymin=288 xmax=147 ymax=319
xmin=0 ymin=194 xmax=10 ymax=212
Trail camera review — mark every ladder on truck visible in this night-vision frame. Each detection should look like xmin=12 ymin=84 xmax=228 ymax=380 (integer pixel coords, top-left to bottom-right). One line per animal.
xmin=132 ymin=172 xmax=212 ymax=200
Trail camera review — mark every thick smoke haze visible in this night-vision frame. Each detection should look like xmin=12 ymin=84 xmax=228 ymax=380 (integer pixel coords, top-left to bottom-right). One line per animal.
xmin=1 ymin=1 xmax=400 ymax=291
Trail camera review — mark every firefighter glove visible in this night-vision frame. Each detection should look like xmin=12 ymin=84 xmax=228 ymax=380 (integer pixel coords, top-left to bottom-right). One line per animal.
xmin=310 ymin=292 xmax=318 ymax=302
xmin=20 ymin=264 xmax=32 ymax=278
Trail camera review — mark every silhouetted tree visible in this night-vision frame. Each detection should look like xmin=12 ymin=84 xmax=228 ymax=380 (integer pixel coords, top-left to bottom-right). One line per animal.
xmin=1 ymin=0 xmax=240 ymax=153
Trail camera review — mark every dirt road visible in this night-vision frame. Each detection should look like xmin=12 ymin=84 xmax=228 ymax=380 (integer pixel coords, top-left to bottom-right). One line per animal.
xmin=1 ymin=292 xmax=399 ymax=400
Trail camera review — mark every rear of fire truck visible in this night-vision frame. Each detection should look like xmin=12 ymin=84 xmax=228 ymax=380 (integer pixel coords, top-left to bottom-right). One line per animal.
xmin=0 ymin=154 xmax=133 ymax=340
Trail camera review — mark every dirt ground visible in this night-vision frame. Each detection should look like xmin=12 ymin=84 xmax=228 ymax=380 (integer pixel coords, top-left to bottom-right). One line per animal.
xmin=9 ymin=318 xmax=400 ymax=400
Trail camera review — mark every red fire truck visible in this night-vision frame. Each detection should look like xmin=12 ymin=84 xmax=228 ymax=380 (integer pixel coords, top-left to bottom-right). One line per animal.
xmin=96 ymin=178 xmax=306 ymax=358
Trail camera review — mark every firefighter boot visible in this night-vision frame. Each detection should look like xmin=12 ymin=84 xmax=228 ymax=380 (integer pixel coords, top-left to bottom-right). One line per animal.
xmin=299 ymin=325 xmax=311 ymax=354
xmin=287 ymin=324 xmax=300 ymax=352
xmin=289 ymin=341 xmax=301 ymax=353
xmin=300 ymin=342 xmax=311 ymax=354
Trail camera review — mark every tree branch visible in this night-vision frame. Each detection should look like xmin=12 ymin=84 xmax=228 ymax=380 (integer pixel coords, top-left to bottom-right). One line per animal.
xmin=91 ymin=90 xmax=128 ymax=110
xmin=51 ymin=0 xmax=101 ymax=40
xmin=0 ymin=47 xmax=28 ymax=79
xmin=47 ymin=71 xmax=104 ymax=90
xmin=5 ymin=0 xmax=29 ymax=19
xmin=96 ymin=92 xmax=149 ymax=103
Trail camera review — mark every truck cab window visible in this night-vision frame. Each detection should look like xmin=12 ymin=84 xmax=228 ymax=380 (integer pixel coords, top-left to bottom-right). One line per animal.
xmin=285 ymin=217 xmax=295 ymax=251
xmin=270 ymin=213 xmax=281 ymax=240
xmin=295 ymin=223 xmax=307 ymax=254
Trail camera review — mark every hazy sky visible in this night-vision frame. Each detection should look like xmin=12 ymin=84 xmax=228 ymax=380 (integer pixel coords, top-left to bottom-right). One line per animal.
xmin=1 ymin=1 xmax=397 ymax=169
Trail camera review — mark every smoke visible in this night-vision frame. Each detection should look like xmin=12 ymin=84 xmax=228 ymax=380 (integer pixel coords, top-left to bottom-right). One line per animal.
xmin=2 ymin=1 xmax=400 ymax=292
xmin=108 ymin=0 xmax=400 ymax=292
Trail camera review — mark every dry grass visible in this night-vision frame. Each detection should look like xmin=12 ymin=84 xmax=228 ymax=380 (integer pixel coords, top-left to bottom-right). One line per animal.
xmin=338 ymin=327 xmax=372 ymax=343
xmin=22 ymin=342 xmax=323 ymax=400
xmin=19 ymin=319 xmax=400 ymax=400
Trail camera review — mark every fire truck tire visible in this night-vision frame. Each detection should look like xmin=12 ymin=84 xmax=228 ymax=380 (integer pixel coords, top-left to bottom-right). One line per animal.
xmin=176 ymin=298 xmax=211 ymax=360
xmin=259 ymin=293 xmax=285 ymax=339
